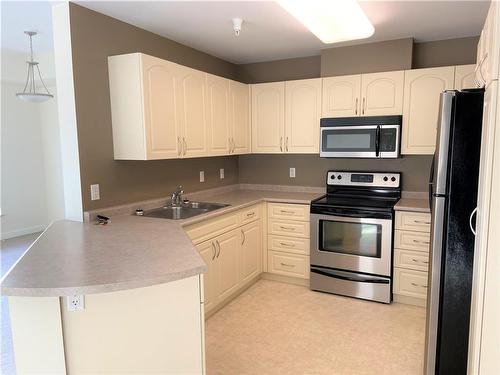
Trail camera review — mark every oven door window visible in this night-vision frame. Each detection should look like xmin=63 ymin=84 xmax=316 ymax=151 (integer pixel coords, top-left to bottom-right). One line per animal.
xmin=319 ymin=220 xmax=382 ymax=258
xmin=321 ymin=128 xmax=376 ymax=153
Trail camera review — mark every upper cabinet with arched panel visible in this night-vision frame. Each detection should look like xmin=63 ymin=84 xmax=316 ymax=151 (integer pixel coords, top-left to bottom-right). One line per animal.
xmin=402 ymin=66 xmax=455 ymax=154
xmin=454 ymin=64 xmax=478 ymax=90
xmin=360 ymin=71 xmax=404 ymax=116
xmin=322 ymin=75 xmax=361 ymax=117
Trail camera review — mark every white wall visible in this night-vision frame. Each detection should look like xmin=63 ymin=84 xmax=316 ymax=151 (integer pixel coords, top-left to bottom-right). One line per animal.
xmin=0 ymin=50 xmax=65 ymax=239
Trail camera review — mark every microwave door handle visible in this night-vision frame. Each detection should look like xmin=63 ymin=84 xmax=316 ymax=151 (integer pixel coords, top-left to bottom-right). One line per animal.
xmin=375 ymin=125 xmax=381 ymax=157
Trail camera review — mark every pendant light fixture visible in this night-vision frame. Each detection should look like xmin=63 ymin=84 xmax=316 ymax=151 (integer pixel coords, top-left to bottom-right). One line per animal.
xmin=16 ymin=31 xmax=54 ymax=103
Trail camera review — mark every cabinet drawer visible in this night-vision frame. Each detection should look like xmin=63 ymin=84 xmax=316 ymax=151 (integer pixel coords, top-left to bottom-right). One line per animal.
xmin=185 ymin=212 xmax=239 ymax=244
xmin=240 ymin=204 xmax=261 ymax=225
xmin=268 ymin=235 xmax=310 ymax=255
xmin=268 ymin=219 xmax=310 ymax=238
xmin=395 ymin=211 xmax=431 ymax=232
xmin=394 ymin=268 xmax=428 ymax=299
xmin=395 ymin=249 xmax=429 ymax=272
xmin=268 ymin=203 xmax=309 ymax=222
xmin=268 ymin=251 xmax=309 ymax=279
xmin=395 ymin=230 xmax=430 ymax=252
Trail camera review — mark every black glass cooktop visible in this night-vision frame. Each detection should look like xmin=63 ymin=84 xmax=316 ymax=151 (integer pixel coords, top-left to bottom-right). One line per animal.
xmin=311 ymin=194 xmax=399 ymax=211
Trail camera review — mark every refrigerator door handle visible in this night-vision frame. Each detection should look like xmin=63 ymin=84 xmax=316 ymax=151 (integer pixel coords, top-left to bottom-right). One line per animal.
xmin=429 ymin=153 xmax=436 ymax=209
xmin=469 ymin=207 xmax=478 ymax=236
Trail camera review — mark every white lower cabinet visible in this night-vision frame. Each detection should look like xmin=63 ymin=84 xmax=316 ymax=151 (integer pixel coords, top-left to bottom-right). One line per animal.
xmin=189 ymin=207 xmax=263 ymax=314
xmin=240 ymin=221 xmax=262 ymax=284
xmin=393 ymin=210 xmax=431 ymax=306
xmin=266 ymin=203 xmax=310 ymax=280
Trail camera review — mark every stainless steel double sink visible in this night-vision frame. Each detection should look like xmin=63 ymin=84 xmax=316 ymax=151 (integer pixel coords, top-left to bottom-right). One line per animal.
xmin=142 ymin=201 xmax=230 ymax=220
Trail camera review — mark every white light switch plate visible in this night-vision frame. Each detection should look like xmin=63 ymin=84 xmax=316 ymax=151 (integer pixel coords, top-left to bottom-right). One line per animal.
xmin=199 ymin=171 xmax=205 ymax=182
xmin=90 ymin=184 xmax=100 ymax=200
xmin=289 ymin=168 xmax=296 ymax=178
xmin=220 ymin=168 xmax=224 ymax=179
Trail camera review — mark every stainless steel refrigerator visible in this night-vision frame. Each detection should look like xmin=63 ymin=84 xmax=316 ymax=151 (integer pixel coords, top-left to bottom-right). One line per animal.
xmin=425 ymin=89 xmax=484 ymax=374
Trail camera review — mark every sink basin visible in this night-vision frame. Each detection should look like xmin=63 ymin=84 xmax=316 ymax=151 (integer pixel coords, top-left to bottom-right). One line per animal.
xmin=142 ymin=202 xmax=230 ymax=220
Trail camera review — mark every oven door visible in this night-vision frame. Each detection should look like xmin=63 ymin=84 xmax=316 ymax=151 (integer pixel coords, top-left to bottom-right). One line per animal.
xmin=310 ymin=213 xmax=393 ymax=276
xmin=320 ymin=125 xmax=400 ymax=158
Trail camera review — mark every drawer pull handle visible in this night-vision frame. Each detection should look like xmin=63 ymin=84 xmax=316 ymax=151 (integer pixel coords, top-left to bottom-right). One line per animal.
xmin=412 ymin=239 xmax=430 ymax=245
xmin=411 ymin=259 xmax=429 ymax=264
xmin=280 ymin=262 xmax=295 ymax=268
xmin=280 ymin=210 xmax=295 ymax=214
xmin=411 ymin=282 xmax=428 ymax=288
xmin=279 ymin=242 xmax=295 ymax=247
xmin=246 ymin=212 xmax=255 ymax=217
xmin=414 ymin=220 xmax=431 ymax=225
xmin=280 ymin=226 xmax=295 ymax=231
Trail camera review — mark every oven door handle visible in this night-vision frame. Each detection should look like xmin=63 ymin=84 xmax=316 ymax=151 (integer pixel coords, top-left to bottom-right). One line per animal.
xmin=311 ymin=266 xmax=390 ymax=284
xmin=375 ymin=125 xmax=381 ymax=157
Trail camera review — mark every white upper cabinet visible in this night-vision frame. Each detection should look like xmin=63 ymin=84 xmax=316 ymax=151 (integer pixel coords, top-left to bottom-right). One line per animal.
xmin=206 ymin=74 xmax=230 ymax=156
xmin=360 ymin=71 xmax=404 ymax=116
xmin=108 ymin=53 xmax=251 ymax=160
xmin=322 ymin=74 xmax=361 ymax=117
xmin=476 ymin=1 xmax=499 ymax=88
xmin=402 ymin=66 xmax=455 ymax=154
xmin=455 ymin=64 xmax=478 ymax=90
xmin=230 ymin=80 xmax=250 ymax=155
xmin=108 ymin=53 xmax=181 ymax=160
xmin=176 ymin=66 xmax=209 ymax=158
xmin=251 ymin=82 xmax=285 ymax=153
xmin=285 ymin=78 xmax=321 ymax=153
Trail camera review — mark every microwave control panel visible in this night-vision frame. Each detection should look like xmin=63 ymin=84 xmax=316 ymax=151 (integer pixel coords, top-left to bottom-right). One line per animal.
xmin=327 ymin=171 xmax=400 ymax=188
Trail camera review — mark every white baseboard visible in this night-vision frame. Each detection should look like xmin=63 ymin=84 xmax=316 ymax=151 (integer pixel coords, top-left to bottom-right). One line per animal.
xmin=1 ymin=225 xmax=47 ymax=240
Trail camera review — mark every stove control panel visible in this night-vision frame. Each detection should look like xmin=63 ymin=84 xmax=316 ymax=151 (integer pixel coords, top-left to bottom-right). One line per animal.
xmin=327 ymin=171 xmax=400 ymax=188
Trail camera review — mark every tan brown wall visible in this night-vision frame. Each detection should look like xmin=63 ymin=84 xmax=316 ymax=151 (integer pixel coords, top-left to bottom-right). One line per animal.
xmin=69 ymin=4 xmax=240 ymax=211
xmin=236 ymin=55 xmax=321 ymax=84
xmin=321 ymin=38 xmax=413 ymax=77
xmin=412 ymin=36 xmax=479 ymax=69
xmin=239 ymin=155 xmax=432 ymax=192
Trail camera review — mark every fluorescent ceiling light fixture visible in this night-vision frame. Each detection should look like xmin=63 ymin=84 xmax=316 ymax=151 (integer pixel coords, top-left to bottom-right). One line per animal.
xmin=277 ymin=0 xmax=374 ymax=44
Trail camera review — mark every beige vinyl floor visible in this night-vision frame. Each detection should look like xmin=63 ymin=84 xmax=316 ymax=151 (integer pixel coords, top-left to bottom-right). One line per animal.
xmin=206 ymin=279 xmax=426 ymax=375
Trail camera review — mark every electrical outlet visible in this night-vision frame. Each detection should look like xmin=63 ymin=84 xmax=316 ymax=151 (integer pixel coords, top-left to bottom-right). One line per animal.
xmin=289 ymin=167 xmax=296 ymax=178
xmin=199 ymin=171 xmax=205 ymax=182
xmin=67 ymin=294 xmax=85 ymax=311
xmin=220 ymin=168 xmax=225 ymax=179
xmin=90 ymin=184 xmax=100 ymax=200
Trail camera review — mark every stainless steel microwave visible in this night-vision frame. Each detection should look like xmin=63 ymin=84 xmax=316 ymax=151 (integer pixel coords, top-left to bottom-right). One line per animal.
xmin=320 ymin=115 xmax=402 ymax=158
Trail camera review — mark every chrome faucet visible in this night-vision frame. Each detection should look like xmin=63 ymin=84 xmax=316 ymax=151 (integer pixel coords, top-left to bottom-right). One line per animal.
xmin=171 ymin=186 xmax=184 ymax=207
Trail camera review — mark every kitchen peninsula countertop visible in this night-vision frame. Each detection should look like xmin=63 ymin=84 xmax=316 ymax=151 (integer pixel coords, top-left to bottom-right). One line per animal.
xmin=0 ymin=186 xmax=322 ymax=297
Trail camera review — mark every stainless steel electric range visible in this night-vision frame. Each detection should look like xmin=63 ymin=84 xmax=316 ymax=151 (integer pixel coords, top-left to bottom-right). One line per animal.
xmin=310 ymin=171 xmax=401 ymax=304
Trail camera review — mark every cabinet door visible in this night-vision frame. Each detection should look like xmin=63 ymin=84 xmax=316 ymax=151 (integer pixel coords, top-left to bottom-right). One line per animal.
xmin=240 ymin=221 xmax=262 ymax=284
xmin=402 ymin=67 xmax=455 ymax=154
xmin=142 ymin=55 xmax=181 ymax=159
xmin=321 ymin=75 xmax=361 ymax=117
xmin=285 ymin=78 xmax=321 ymax=153
xmin=454 ymin=64 xmax=478 ymax=90
xmin=176 ymin=67 xmax=208 ymax=158
xmin=360 ymin=71 xmax=404 ymax=116
xmin=230 ymin=80 xmax=250 ymax=155
xmin=215 ymin=229 xmax=241 ymax=301
xmin=251 ymin=82 xmax=285 ymax=153
xmin=197 ymin=240 xmax=217 ymax=312
xmin=206 ymin=74 xmax=230 ymax=156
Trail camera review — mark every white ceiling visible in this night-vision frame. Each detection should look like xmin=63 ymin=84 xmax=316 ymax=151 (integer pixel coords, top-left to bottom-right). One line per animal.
xmin=76 ymin=0 xmax=490 ymax=64
xmin=1 ymin=1 xmax=490 ymax=64
xmin=1 ymin=1 xmax=57 ymax=53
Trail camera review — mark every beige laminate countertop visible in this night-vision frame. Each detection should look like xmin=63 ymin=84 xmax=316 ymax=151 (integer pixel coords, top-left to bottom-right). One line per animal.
xmin=0 ymin=188 xmax=322 ymax=297
xmin=394 ymin=197 xmax=430 ymax=213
